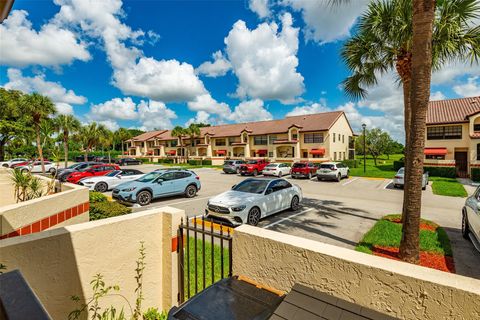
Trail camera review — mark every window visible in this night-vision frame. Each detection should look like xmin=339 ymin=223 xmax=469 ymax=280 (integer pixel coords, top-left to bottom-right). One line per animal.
xmin=268 ymin=152 xmax=274 ymax=158
xmin=427 ymin=126 xmax=462 ymax=140
xmin=333 ymin=133 xmax=336 ymax=143
xmin=269 ymin=135 xmax=277 ymax=144
xmin=170 ymin=140 xmax=178 ymax=147
xmin=174 ymin=172 xmax=191 ymax=179
xmin=161 ymin=172 xmax=176 ymax=181
xmin=426 ymin=155 xmax=445 ymax=160
xmin=268 ymin=179 xmax=292 ymax=192
xmin=253 ymin=135 xmax=268 ymax=145
xmin=303 ymin=133 xmax=323 ymax=143
xmin=474 ymin=124 xmax=480 ymax=132
xmin=343 ymin=152 xmax=346 ymax=160
xmin=342 ymin=135 xmax=345 ymax=143
xmin=334 ymin=152 xmax=337 ymax=160
xmin=228 ymin=137 xmax=239 ymax=145
xmin=215 ymin=139 xmax=226 ymax=146
xmin=477 ymin=144 xmax=480 ymax=161
xmin=292 ymin=133 xmax=298 ymax=140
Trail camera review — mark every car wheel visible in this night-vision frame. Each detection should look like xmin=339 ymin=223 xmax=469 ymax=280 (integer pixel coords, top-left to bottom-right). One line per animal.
xmin=21 ymin=168 xmax=28 ymax=174
xmin=336 ymin=174 xmax=341 ymax=182
xmin=240 ymin=173 xmax=245 ymax=176
xmin=137 ymin=190 xmax=152 ymax=206
xmin=462 ymin=210 xmax=470 ymax=240
xmin=346 ymin=170 xmax=350 ymax=178
xmin=278 ymin=171 xmax=282 ymax=177
xmin=185 ymin=185 xmax=197 ymax=198
xmin=290 ymin=196 xmax=300 ymax=211
xmin=247 ymin=207 xmax=261 ymax=226
xmin=95 ymin=182 xmax=108 ymax=192
xmin=253 ymin=169 xmax=258 ymax=176
xmin=422 ymin=185 xmax=426 ymax=191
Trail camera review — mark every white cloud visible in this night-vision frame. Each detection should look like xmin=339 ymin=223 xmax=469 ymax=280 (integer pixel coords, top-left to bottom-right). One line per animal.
xmin=98 ymin=120 xmax=120 ymax=131
xmin=356 ymin=72 xmax=404 ymax=116
xmin=225 ymin=13 xmax=304 ymax=102
xmin=229 ymin=99 xmax=272 ymax=123
xmin=187 ymin=94 xmax=231 ymax=119
xmin=196 ymin=51 xmax=232 ymax=77
xmin=282 ymin=0 xmax=368 ymax=44
xmin=3 ymin=68 xmax=86 ymax=115
xmin=90 ymin=97 xmax=138 ymax=121
xmin=0 ymin=10 xmax=90 ymax=67
xmin=431 ymin=61 xmax=480 ymax=85
xmin=185 ymin=111 xmax=218 ymax=127
xmin=430 ymin=91 xmax=446 ymax=101
xmin=453 ymin=77 xmax=480 ymax=97
xmin=286 ymin=100 xmax=329 ymax=116
xmin=249 ymin=0 xmax=271 ymax=18
xmin=137 ymin=100 xmax=177 ymax=131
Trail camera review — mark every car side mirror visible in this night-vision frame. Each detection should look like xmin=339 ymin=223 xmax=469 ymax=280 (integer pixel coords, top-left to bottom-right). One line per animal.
xmin=265 ymin=188 xmax=273 ymax=195
xmin=117 ymin=175 xmax=122 ymax=179
xmin=156 ymin=178 xmax=164 ymax=184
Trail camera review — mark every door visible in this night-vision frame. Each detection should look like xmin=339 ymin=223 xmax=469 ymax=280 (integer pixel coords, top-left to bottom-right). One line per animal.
xmin=455 ymin=152 xmax=468 ymax=178
xmin=171 ymin=172 xmax=191 ymax=194
xmin=154 ymin=172 xmax=176 ymax=197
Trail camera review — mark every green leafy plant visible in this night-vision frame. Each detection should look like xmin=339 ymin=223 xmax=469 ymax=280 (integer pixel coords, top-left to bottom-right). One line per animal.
xmin=142 ymin=308 xmax=167 ymax=320
xmin=89 ymin=201 xmax=132 ymax=221
xmin=89 ymin=191 xmax=108 ymax=203
xmin=10 ymin=169 xmax=44 ymax=202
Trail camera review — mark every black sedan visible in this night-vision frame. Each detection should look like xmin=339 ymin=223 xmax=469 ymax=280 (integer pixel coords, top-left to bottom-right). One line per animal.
xmin=115 ymin=157 xmax=142 ymax=166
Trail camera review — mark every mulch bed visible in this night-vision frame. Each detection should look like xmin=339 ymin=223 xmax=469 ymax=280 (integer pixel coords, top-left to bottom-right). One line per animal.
xmin=388 ymin=218 xmax=437 ymax=232
xmin=372 ymin=245 xmax=455 ymax=273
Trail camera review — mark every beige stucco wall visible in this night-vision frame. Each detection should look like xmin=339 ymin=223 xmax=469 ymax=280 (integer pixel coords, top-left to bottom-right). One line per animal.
xmin=0 ymin=207 xmax=184 ymax=319
xmin=326 ymin=114 xmax=353 ymax=161
xmin=233 ymin=225 xmax=480 ymax=319
xmin=424 ymin=123 xmax=469 ymax=160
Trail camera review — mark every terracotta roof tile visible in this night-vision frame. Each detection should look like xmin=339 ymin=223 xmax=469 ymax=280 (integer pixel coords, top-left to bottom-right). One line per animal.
xmin=427 ymin=96 xmax=480 ymax=125
xmin=131 ymin=130 xmax=167 ymax=142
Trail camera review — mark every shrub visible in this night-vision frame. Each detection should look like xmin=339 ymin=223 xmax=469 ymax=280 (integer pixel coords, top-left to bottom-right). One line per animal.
xmin=158 ymin=158 xmax=174 ymax=164
xmin=342 ymin=159 xmax=358 ymax=168
xmin=188 ymin=159 xmax=199 ymax=165
xmin=67 ymin=150 xmax=122 ymax=161
xmin=424 ymin=166 xmax=456 ymax=178
xmin=89 ymin=201 xmax=131 ymax=221
xmin=89 ymin=191 xmax=108 ymax=203
xmin=471 ymin=168 xmax=480 ymax=182
xmin=136 ymin=157 xmax=150 ymax=163
xmin=202 ymin=159 xmax=212 ymax=165
xmin=393 ymin=160 xmax=404 ymax=171
xmin=143 ymin=308 xmax=167 ymax=320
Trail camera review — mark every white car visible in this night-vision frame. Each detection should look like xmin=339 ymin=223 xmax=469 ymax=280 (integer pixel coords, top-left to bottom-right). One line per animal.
xmin=206 ymin=178 xmax=303 ymax=226
xmin=462 ymin=187 xmax=480 ymax=252
xmin=0 ymin=158 xmax=28 ymax=168
xmin=262 ymin=163 xmax=291 ymax=177
xmin=393 ymin=167 xmax=429 ymax=190
xmin=317 ymin=162 xmax=349 ymax=182
xmin=17 ymin=161 xmax=57 ymax=174
xmin=78 ymin=169 xmax=145 ymax=192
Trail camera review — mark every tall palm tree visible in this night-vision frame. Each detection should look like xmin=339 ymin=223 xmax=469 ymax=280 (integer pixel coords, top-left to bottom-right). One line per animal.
xmin=99 ymin=129 xmax=114 ymax=163
xmin=21 ymin=93 xmax=56 ymax=173
xmin=54 ymin=114 xmax=81 ymax=168
xmin=185 ymin=123 xmax=201 ymax=159
xmin=115 ymin=128 xmax=132 ymax=156
xmin=171 ymin=126 xmax=186 ymax=159
xmin=78 ymin=122 xmax=109 ymax=161
xmin=342 ymin=0 xmax=479 ymax=262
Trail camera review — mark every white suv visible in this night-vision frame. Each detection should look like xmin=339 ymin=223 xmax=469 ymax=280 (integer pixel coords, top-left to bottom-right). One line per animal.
xmin=317 ymin=162 xmax=349 ymax=182
xmin=462 ymin=187 xmax=480 ymax=252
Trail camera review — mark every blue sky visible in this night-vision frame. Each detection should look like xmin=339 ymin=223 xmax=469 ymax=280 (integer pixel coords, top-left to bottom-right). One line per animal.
xmin=1 ymin=0 xmax=479 ymax=141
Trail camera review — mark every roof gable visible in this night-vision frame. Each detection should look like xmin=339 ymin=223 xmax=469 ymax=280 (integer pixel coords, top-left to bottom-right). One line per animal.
xmin=427 ymin=96 xmax=480 ymax=125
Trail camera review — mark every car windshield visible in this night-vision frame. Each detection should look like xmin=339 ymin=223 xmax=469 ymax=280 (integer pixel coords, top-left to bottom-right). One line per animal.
xmin=320 ymin=164 xmax=335 ymax=169
xmin=135 ymin=172 xmax=161 ymax=183
xmin=105 ymin=170 xmax=121 ymax=177
xmin=67 ymin=163 xmax=82 ymax=169
xmin=293 ymin=163 xmax=306 ymax=168
xmin=397 ymin=168 xmax=405 ymax=174
xmin=247 ymin=160 xmax=257 ymax=164
xmin=224 ymin=161 xmax=234 ymax=165
xmin=232 ymin=179 xmax=269 ymax=194
xmin=266 ymin=164 xmax=279 ymax=168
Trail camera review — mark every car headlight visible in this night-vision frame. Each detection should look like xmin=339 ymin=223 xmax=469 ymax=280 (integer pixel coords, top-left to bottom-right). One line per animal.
xmin=122 ymin=187 xmax=137 ymax=192
xmin=83 ymin=181 xmax=94 ymax=184
xmin=231 ymin=205 xmax=246 ymax=212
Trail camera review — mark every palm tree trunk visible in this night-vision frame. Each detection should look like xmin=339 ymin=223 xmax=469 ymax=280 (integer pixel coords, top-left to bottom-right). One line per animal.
xmin=399 ymin=0 xmax=435 ymax=263
xmin=401 ymin=79 xmax=411 ymax=225
xmin=64 ymin=135 xmax=69 ymax=169
xmin=35 ymin=123 xmax=45 ymax=173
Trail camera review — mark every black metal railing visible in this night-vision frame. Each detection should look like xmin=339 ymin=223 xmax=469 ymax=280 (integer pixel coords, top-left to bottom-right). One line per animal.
xmin=177 ymin=216 xmax=233 ymax=304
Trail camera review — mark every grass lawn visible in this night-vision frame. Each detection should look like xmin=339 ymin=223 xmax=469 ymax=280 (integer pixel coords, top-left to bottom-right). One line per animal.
xmin=183 ymin=237 xmax=230 ymax=300
xmin=356 ymin=215 xmax=454 ymax=272
xmin=349 ymin=154 xmax=402 ymax=178
xmin=154 ymin=162 xmax=223 ymax=169
xmin=430 ymin=177 xmax=468 ymax=197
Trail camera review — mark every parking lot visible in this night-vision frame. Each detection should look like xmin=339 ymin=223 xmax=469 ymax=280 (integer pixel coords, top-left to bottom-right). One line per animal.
xmin=112 ymin=164 xmax=480 ymax=279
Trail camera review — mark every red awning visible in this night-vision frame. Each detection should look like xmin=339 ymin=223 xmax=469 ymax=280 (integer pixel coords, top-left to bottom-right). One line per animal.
xmin=216 ymin=150 xmax=226 ymax=155
xmin=424 ymin=148 xmax=447 ymax=156
xmin=309 ymin=148 xmax=325 ymax=155
xmin=257 ymin=149 xmax=268 ymax=155
xmin=167 ymin=150 xmax=176 ymax=155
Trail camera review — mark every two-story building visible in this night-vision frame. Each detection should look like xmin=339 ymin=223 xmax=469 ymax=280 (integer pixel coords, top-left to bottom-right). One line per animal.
xmin=125 ymin=111 xmax=355 ymax=163
xmin=425 ymin=96 xmax=480 ymax=177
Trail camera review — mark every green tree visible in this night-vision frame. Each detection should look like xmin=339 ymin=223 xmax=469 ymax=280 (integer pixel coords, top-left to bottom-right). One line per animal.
xmin=115 ymin=128 xmax=132 ymax=155
xmin=185 ymin=123 xmax=201 ymax=159
xmin=40 ymin=118 xmax=55 ymax=151
xmin=99 ymin=129 xmax=114 ymax=163
xmin=77 ymin=122 xmax=109 ymax=161
xmin=21 ymin=93 xmax=57 ymax=173
xmin=55 ymin=114 xmax=81 ymax=168
xmin=0 ymin=89 xmax=28 ymax=161
xmin=171 ymin=126 xmax=186 ymax=158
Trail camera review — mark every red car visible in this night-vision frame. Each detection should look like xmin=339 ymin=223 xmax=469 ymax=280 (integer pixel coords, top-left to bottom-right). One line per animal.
xmin=10 ymin=159 xmax=50 ymax=168
xmin=291 ymin=162 xmax=318 ymax=179
xmin=66 ymin=164 xmax=120 ymax=184
xmin=239 ymin=159 xmax=269 ymax=176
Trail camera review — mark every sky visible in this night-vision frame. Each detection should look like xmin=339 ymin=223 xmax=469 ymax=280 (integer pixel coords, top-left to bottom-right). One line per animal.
xmin=1 ymin=0 xmax=479 ymax=142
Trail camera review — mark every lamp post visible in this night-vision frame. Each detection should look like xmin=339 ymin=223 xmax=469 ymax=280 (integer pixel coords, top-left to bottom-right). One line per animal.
xmin=362 ymin=124 xmax=366 ymax=173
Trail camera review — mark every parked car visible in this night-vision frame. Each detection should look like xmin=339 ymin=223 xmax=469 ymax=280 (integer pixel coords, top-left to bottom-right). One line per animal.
xmin=115 ymin=158 xmax=142 ymax=166
xmin=393 ymin=167 xmax=428 ymax=190
xmin=112 ymin=169 xmax=201 ymax=206
xmin=462 ymin=187 xmax=480 ymax=252
xmin=94 ymin=156 xmax=115 ymax=163
xmin=291 ymin=162 xmax=318 ymax=179
xmin=57 ymin=162 xmax=103 ymax=182
xmin=263 ymin=163 xmax=291 ymax=177
xmin=317 ymin=162 xmax=349 ymax=182
xmin=66 ymin=164 xmax=120 ymax=184
xmin=205 ymin=178 xmax=303 ymax=226
xmin=239 ymin=159 xmax=269 ymax=176
xmin=222 ymin=160 xmax=246 ymax=174
xmin=0 ymin=158 xmax=28 ymax=168
xmin=78 ymin=169 xmax=144 ymax=192
xmin=75 ymin=155 xmax=96 ymax=162
xmin=16 ymin=161 xmax=57 ymax=174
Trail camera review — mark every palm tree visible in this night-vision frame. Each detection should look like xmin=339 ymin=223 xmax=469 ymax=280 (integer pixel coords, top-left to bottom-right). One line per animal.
xmin=54 ymin=114 xmax=81 ymax=168
xmin=185 ymin=123 xmax=201 ymax=159
xmin=21 ymin=93 xmax=56 ymax=173
xmin=171 ymin=126 xmax=186 ymax=160
xmin=99 ymin=129 xmax=114 ymax=163
xmin=115 ymin=128 xmax=132 ymax=156
xmin=77 ymin=122 xmax=109 ymax=161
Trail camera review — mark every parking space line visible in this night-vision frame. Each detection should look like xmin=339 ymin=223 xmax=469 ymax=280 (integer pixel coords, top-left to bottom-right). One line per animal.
xmin=263 ymin=208 xmax=313 ymax=229
xmin=383 ymin=180 xmax=393 ymax=189
xmin=342 ymin=177 xmax=358 ymax=186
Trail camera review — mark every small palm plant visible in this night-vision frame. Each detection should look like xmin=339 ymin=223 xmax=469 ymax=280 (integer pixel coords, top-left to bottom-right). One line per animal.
xmin=10 ymin=170 xmax=44 ymax=202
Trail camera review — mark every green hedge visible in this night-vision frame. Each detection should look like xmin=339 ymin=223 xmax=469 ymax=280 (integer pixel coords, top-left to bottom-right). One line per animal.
xmin=187 ymin=159 xmax=212 ymax=165
xmin=341 ymin=159 xmax=358 ymax=168
xmin=67 ymin=150 xmax=122 ymax=161
xmin=424 ymin=166 xmax=456 ymax=178
xmin=393 ymin=161 xmax=404 ymax=171
xmin=471 ymin=168 xmax=480 ymax=182
xmin=157 ymin=158 xmax=174 ymax=164
xmin=89 ymin=201 xmax=132 ymax=221
xmin=89 ymin=191 xmax=108 ymax=203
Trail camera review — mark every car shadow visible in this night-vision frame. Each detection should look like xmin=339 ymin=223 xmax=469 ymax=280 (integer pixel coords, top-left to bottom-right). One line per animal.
xmin=443 ymin=226 xmax=480 ymax=280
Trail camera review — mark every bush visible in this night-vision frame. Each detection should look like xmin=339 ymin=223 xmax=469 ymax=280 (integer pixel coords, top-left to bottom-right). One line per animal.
xmin=342 ymin=159 xmax=358 ymax=168
xmin=471 ymin=168 xmax=480 ymax=182
xmin=136 ymin=157 xmax=150 ymax=163
xmin=89 ymin=191 xmax=107 ymax=203
xmin=143 ymin=308 xmax=167 ymax=320
xmin=157 ymin=158 xmax=174 ymax=164
xmin=202 ymin=159 xmax=212 ymax=165
xmin=424 ymin=166 xmax=456 ymax=178
xmin=89 ymin=201 xmax=132 ymax=221
xmin=67 ymin=150 xmax=122 ymax=161
xmin=393 ymin=160 xmax=404 ymax=171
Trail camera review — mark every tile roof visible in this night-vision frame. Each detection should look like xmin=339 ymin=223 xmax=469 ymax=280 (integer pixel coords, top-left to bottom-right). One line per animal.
xmin=131 ymin=111 xmax=348 ymax=141
xmin=427 ymin=96 xmax=480 ymax=125
xmin=130 ymin=130 xmax=167 ymax=142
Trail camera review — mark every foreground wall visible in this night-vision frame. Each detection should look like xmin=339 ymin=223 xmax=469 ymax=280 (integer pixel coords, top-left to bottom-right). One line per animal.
xmin=0 ymin=207 xmax=184 ymax=319
xmin=0 ymin=172 xmax=89 ymax=239
xmin=233 ymin=225 xmax=480 ymax=320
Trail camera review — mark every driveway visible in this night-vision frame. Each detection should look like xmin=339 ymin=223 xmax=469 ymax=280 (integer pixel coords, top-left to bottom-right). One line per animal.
xmin=112 ymin=165 xmax=480 ymax=279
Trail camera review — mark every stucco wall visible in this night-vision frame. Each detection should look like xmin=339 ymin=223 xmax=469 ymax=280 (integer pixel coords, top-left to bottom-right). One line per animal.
xmin=233 ymin=225 xmax=480 ymax=319
xmin=0 ymin=207 xmax=184 ymax=319
xmin=327 ymin=114 xmax=353 ymax=161
xmin=424 ymin=123 xmax=469 ymax=160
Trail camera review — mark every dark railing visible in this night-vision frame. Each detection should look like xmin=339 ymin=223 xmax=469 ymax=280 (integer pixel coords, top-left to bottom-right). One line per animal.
xmin=177 ymin=216 xmax=233 ymax=304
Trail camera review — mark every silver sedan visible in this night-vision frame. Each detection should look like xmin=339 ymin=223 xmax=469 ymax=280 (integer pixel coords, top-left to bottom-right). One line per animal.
xmin=393 ymin=167 xmax=429 ymax=190
xmin=462 ymin=187 xmax=480 ymax=252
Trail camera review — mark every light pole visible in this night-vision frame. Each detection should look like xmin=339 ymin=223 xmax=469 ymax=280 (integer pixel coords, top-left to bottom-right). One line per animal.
xmin=362 ymin=123 xmax=366 ymax=173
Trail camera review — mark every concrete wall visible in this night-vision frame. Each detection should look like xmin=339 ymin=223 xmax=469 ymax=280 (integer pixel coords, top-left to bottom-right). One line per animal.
xmin=0 ymin=170 xmax=89 ymax=239
xmin=233 ymin=225 xmax=480 ymax=320
xmin=0 ymin=207 xmax=184 ymax=319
